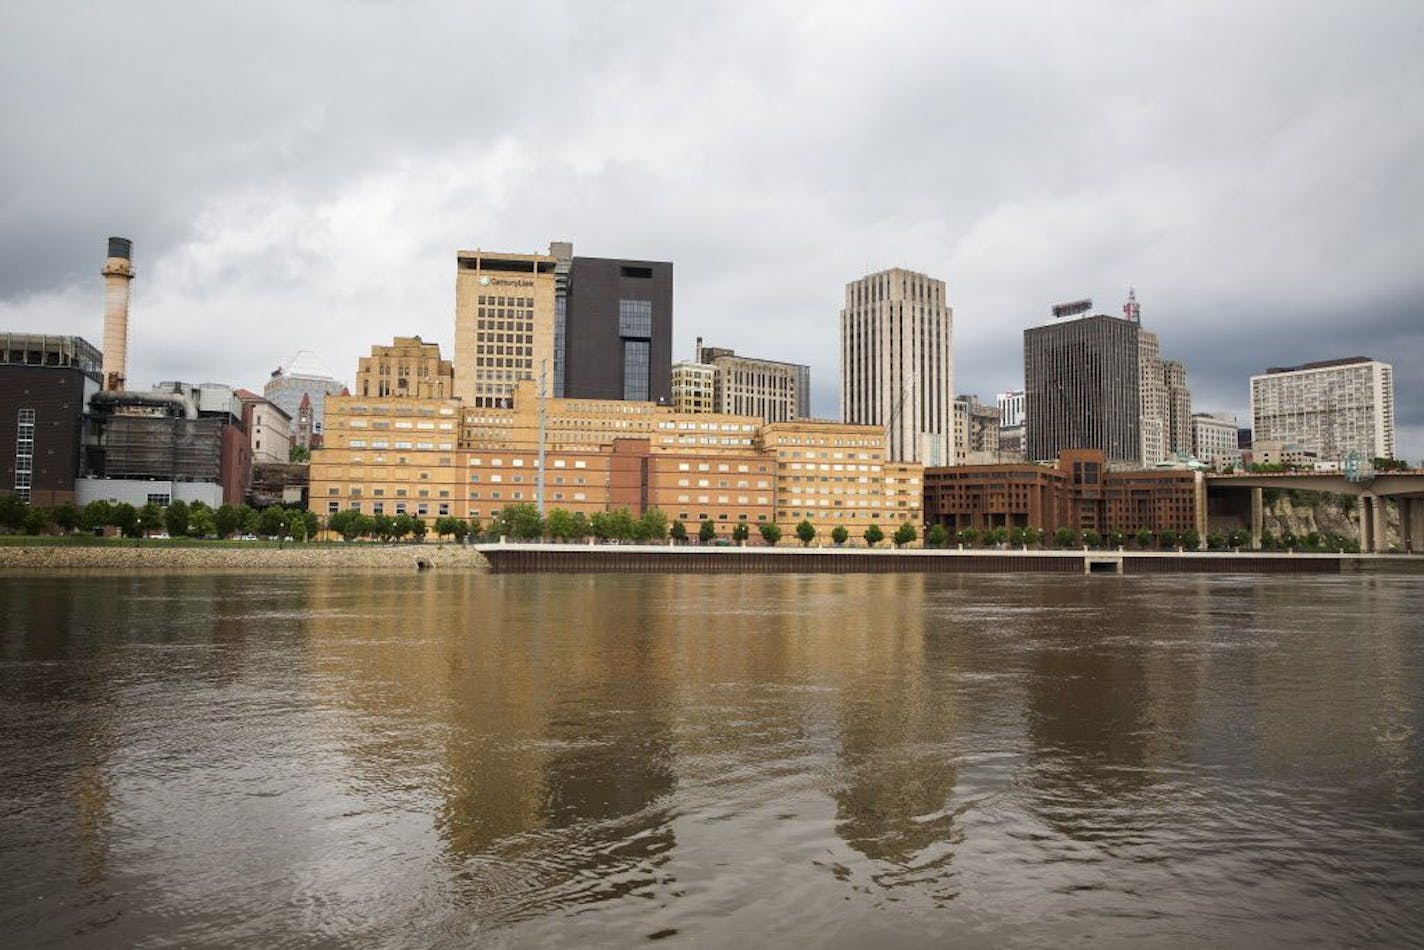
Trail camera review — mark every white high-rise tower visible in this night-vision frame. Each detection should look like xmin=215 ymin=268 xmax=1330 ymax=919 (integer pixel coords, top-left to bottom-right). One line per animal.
xmin=839 ymin=268 xmax=954 ymax=464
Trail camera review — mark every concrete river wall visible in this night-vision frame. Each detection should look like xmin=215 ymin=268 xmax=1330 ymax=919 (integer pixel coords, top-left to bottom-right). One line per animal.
xmin=476 ymin=544 xmax=1377 ymax=575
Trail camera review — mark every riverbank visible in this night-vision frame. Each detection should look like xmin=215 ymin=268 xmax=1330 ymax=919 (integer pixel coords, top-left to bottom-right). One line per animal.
xmin=0 ymin=541 xmax=490 ymax=571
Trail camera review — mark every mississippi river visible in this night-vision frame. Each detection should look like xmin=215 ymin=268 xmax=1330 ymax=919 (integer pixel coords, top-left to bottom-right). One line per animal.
xmin=2 ymin=571 xmax=1422 ymax=946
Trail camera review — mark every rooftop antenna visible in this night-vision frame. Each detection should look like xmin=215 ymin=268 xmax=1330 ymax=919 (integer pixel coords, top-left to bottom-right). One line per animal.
xmin=1123 ymin=287 xmax=1141 ymax=323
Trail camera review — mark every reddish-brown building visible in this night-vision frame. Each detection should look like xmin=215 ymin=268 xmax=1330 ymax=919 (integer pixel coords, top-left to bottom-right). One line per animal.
xmin=925 ymin=450 xmax=1206 ymax=537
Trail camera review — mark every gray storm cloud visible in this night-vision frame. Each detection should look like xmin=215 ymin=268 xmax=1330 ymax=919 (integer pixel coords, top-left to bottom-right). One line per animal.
xmin=2 ymin=0 xmax=1421 ymax=457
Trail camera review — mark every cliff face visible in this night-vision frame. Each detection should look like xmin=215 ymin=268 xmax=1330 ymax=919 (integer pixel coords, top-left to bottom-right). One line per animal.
xmin=1261 ymin=491 xmax=1401 ymax=549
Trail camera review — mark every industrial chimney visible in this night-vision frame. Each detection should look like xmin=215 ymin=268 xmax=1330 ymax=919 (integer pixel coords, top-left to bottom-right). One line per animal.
xmin=101 ymin=236 xmax=134 ymax=392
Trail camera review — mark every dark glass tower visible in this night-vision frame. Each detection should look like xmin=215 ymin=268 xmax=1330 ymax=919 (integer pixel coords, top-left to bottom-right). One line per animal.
xmin=1024 ymin=314 xmax=1141 ymax=465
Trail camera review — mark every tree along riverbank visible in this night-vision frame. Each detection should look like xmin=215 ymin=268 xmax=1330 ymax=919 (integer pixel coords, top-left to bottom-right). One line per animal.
xmin=0 ymin=540 xmax=490 ymax=571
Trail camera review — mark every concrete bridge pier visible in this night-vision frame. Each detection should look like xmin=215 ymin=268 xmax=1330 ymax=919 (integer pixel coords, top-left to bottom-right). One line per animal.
xmin=1359 ymin=494 xmax=1389 ymax=553
xmin=1250 ymin=487 xmax=1263 ymax=550
xmin=1402 ymin=497 xmax=1422 ymax=554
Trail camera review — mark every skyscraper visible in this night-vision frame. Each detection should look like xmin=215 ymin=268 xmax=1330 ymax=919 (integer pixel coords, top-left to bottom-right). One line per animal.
xmin=453 ymin=249 xmax=558 ymax=408
xmin=562 ymin=256 xmax=673 ymax=404
xmin=1024 ymin=313 xmax=1142 ymax=465
xmin=839 ymin=268 xmax=954 ymax=464
xmin=1162 ymin=359 xmax=1192 ymax=456
xmin=1250 ymin=357 xmax=1395 ymax=460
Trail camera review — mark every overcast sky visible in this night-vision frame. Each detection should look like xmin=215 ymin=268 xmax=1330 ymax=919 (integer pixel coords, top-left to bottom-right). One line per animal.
xmin=3 ymin=1 xmax=1421 ymax=458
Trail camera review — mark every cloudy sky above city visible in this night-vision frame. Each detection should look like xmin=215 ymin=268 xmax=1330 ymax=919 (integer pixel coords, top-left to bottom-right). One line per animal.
xmin=3 ymin=1 xmax=1422 ymax=457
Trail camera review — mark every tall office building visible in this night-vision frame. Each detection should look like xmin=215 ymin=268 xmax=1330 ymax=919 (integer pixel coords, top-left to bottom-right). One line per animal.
xmin=839 ymin=268 xmax=954 ymax=464
xmin=1024 ymin=313 xmax=1142 ymax=466
xmin=1162 ymin=359 xmax=1192 ymax=456
xmin=1138 ymin=330 xmax=1166 ymax=466
xmin=454 ymin=249 xmax=558 ymax=408
xmin=563 ymin=256 xmax=673 ymax=404
xmin=1250 ymin=357 xmax=1395 ymax=460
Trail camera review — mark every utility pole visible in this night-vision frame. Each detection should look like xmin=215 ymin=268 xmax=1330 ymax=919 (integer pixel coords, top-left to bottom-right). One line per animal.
xmin=536 ymin=359 xmax=548 ymax=516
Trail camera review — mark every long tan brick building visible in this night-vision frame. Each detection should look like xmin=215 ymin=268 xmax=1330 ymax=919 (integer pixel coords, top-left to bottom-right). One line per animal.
xmin=312 ymin=338 xmax=921 ymax=539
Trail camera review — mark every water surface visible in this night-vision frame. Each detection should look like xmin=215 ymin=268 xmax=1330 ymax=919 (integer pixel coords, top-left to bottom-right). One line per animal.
xmin=2 ymin=571 xmax=1422 ymax=946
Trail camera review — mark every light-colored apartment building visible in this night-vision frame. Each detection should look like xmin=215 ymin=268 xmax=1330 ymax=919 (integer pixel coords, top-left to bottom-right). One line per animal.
xmin=840 ymin=268 xmax=954 ymax=465
xmin=453 ymin=249 xmax=558 ymax=408
xmin=1250 ymin=357 xmax=1395 ymax=460
xmin=1192 ymin=413 xmax=1239 ymax=468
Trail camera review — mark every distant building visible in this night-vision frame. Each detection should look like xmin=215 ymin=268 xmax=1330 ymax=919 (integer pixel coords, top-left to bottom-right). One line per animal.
xmin=1162 ymin=359 xmax=1192 ymax=456
xmin=453 ymin=249 xmax=558 ymax=409
xmin=1192 ymin=413 xmax=1239 ymax=468
xmin=563 ymin=255 xmax=673 ymax=404
xmin=924 ymin=448 xmax=1206 ymax=538
xmin=264 ymin=350 xmax=345 ymax=450
xmin=0 ymin=334 xmax=103 ymax=504
xmin=77 ymin=381 xmax=251 ymax=508
xmin=997 ymin=389 xmax=1025 ymax=428
xmin=1138 ymin=329 xmax=1165 ymax=466
xmin=1025 ymin=314 xmax=1141 ymax=466
xmin=840 ymin=268 xmax=954 ymax=464
xmin=454 ymin=244 xmax=673 ymax=407
xmin=354 ymin=336 xmax=454 ymax=400
xmin=670 ymin=360 xmax=717 ymax=414
xmin=953 ymin=395 xmax=1001 ymax=463
xmin=673 ymin=340 xmax=810 ymax=423
xmin=236 ymin=390 xmax=292 ymax=463
xmin=997 ymin=424 xmax=1026 ymax=462
xmin=1246 ymin=439 xmax=1318 ymax=469
xmin=1250 ymin=357 xmax=1395 ymax=460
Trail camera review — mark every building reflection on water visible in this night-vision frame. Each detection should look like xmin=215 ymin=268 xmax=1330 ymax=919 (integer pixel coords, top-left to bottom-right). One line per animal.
xmin=2 ymin=569 xmax=1422 ymax=945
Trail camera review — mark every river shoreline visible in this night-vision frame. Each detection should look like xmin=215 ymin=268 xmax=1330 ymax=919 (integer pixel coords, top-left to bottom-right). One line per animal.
xmin=0 ymin=542 xmax=490 ymax=571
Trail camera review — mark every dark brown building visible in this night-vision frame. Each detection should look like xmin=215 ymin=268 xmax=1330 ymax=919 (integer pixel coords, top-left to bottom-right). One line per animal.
xmin=0 ymin=335 xmax=102 ymax=505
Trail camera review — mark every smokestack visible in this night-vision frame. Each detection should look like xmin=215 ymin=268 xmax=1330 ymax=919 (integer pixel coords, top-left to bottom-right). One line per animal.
xmin=101 ymin=236 xmax=134 ymax=391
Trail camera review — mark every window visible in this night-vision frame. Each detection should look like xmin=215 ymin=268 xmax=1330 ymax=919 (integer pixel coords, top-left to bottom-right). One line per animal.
xmin=618 ymin=299 xmax=653 ymax=338
xmin=623 ymin=340 xmax=650 ymax=400
xmin=13 ymin=408 xmax=35 ymax=502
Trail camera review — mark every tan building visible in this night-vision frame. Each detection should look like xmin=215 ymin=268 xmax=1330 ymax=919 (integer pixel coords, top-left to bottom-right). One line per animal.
xmin=764 ymin=419 xmax=921 ymax=536
xmin=453 ymin=250 xmax=558 ymax=408
xmin=313 ymin=344 xmax=916 ymax=539
xmin=670 ymin=360 xmax=716 ymax=414
xmin=354 ymin=336 xmax=454 ymax=400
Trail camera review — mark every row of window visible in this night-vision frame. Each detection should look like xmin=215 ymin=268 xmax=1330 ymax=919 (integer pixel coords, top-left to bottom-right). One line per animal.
xmin=330 ymin=486 xmax=451 ymax=498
